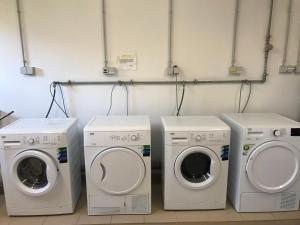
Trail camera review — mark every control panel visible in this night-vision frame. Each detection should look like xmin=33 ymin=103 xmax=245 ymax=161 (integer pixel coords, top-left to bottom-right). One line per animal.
xmin=0 ymin=134 xmax=65 ymax=149
xmin=85 ymin=131 xmax=150 ymax=146
xmin=245 ymin=127 xmax=300 ymax=142
xmin=167 ymin=130 xmax=229 ymax=146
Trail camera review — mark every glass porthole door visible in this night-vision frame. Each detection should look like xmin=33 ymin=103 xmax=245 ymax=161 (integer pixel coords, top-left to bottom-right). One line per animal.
xmin=174 ymin=146 xmax=221 ymax=189
xmin=11 ymin=150 xmax=58 ymax=196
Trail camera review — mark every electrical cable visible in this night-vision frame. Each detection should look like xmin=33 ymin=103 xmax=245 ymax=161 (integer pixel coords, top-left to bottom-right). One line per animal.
xmin=46 ymin=82 xmax=69 ymax=118
xmin=45 ymin=85 xmax=56 ymax=118
xmin=237 ymin=81 xmax=244 ymax=113
xmin=241 ymin=82 xmax=252 ymax=113
xmin=237 ymin=81 xmax=252 ymax=113
xmin=49 ymin=82 xmax=69 ymax=117
xmin=175 ymin=75 xmax=179 ymax=114
xmin=0 ymin=111 xmax=14 ymax=121
xmin=57 ymin=83 xmax=69 ymax=117
xmin=106 ymin=84 xmax=129 ymax=116
xmin=106 ymin=84 xmax=116 ymax=116
xmin=176 ymin=82 xmax=185 ymax=116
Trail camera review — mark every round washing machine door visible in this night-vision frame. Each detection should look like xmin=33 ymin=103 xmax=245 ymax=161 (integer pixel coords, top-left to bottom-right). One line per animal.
xmin=246 ymin=141 xmax=300 ymax=193
xmin=90 ymin=147 xmax=145 ymax=195
xmin=174 ymin=146 xmax=221 ymax=190
xmin=10 ymin=150 xmax=58 ymax=196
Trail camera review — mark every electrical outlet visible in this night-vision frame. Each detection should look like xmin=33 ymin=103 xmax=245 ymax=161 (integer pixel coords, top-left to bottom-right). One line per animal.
xmin=102 ymin=66 xmax=117 ymax=76
xmin=279 ymin=65 xmax=296 ymax=74
xmin=167 ymin=65 xmax=181 ymax=76
xmin=20 ymin=66 xmax=35 ymax=75
xmin=229 ymin=66 xmax=244 ymax=76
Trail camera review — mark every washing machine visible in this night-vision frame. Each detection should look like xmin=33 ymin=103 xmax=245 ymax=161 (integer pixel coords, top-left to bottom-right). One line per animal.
xmin=162 ymin=116 xmax=230 ymax=210
xmin=222 ymin=113 xmax=300 ymax=212
xmin=84 ymin=116 xmax=151 ymax=215
xmin=0 ymin=118 xmax=81 ymax=216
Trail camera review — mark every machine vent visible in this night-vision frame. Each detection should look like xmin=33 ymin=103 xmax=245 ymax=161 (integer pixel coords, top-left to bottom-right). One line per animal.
xmin=280 ymin=192 xmax=297 ymax=209
xmin=132 ymin=195 xmax=148 ymax=213
xmin=98 ymin=207 xmax=121 ymax=214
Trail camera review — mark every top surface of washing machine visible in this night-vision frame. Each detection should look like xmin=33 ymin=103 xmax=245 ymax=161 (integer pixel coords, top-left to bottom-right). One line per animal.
xmin=162 ymin=116 xmax=230 ymax=131
xmin=0 ymin=118 xmax=77 ymax=134
xmin=84 ymin=116 xmax=150 ymax=132
xmin=222 ymin=113 xmax=299 ymax=128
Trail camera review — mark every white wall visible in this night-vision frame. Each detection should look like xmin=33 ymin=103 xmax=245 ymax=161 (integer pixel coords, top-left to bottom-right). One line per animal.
xmin=1 ymin=0 xmax=300 ymax=168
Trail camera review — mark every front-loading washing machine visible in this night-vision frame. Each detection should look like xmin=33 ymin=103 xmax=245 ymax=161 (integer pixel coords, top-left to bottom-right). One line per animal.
xmin=84 ymin=116 xmax=151 ymax=215
xmin=0 ymin=118 xmax=81 ymax=216
xmin=161 ymin=116 xmax=230 ymax=210
xmin=222 ymin=113 xmax=300 ymax=212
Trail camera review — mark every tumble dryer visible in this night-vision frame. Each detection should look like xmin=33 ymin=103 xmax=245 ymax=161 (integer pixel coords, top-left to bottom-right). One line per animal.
xmin=84 ymin=116 xmax=151 ymax=215
xmin=0 ymin=118 xmax=81 ymax=216
xmin=162 ymin=116 xmax=230 ymax=210
xmin=222 ymin=113 xmax=300 ymax=212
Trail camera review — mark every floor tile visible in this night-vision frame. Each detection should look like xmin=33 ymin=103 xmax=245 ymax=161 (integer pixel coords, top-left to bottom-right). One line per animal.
xmin=145 ymin=211 xmax=176 ymax=223
xmin=43 ymin=213 xmax=80 ymax=225
xmin=176 ymin=210 xmax=211 ymax=222
xmin=77 ymin=214 xmax=111 ymax=225
xmin=272 ymin=210 xmax=300 ymax=220
xmin=9 ymin=216 xmax=45 ymax=225
xmin=240 ymin=212 xmax=275 ymax=221
xmin=111 ymin=215 xmax=144 ymax=224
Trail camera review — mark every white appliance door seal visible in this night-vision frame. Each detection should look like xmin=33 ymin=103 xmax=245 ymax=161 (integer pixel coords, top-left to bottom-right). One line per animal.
xmin=10 ymin=149 xmax=58 ymax=196
xmin=174 ymin=146 xmax=221 ymax=190
xmin=246 ymin=141 xmax=300 ymax=193
xmin=90 ymin=147 xmax=146 ymax=195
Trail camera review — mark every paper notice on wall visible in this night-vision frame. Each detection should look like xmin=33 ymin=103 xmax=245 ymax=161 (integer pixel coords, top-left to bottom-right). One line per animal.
xmin=116 ymin=54 xmax=137 ymax=71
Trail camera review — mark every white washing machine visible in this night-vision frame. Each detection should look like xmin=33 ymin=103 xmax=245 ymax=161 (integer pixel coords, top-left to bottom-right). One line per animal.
xmin=84 ymin=116 xmax=151 ymax=215
xmin=0 ymin=118 xmax=81 ymax=216
xmin=222 ymin=113 xmax=300 ymax=212
xmin=161 ymin=116 xmax=230 ymax=210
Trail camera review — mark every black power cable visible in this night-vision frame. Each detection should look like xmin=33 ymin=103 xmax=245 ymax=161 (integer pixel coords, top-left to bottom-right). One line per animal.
xmin=237 ymin=81 xmax=252 ymax=113
xmin=0 ymin=111 xmax=14 ymax=121
xmin=106 ymin=84 xmax=129 ymax=116
xmin=177 ymin=82 xmax=185 ymax=116
xmin=46 ymin=82 xmax=69 ymax=118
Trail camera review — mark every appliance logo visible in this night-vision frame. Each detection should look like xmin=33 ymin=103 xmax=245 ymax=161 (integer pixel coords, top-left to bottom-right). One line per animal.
xmin=57 ymin=147 xmax=68 ymax=163
xmin=142 ymin=145 xmax=150 ymax=157
xmin=221 ymin=145 xmax=229 ymax=161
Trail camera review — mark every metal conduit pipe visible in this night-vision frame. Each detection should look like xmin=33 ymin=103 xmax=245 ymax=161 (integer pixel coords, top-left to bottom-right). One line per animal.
xmin=16 ymin=0 xmax=26 ymax=67
xmin=55 ymin=0 xmax=273 ymax=87
xmin=282 ymin=0 xmax=292 ymax=66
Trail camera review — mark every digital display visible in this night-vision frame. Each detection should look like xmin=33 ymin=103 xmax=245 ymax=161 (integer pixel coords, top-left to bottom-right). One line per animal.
xmin=291 ymin=128 xmax=300 ymax=136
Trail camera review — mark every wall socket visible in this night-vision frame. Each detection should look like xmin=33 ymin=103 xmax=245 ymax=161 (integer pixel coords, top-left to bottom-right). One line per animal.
xmin=20 ymin=66 xmax=35 ymax=75
xmin=279 ymin=65 xmax=296 ymax=74
xmin=167 ymin=65 xmax=181 ymax=76
xmin=103 ymin=66 xmax=117 ymax=76
xmin=229 ymin=66 xmax=244 ymax=76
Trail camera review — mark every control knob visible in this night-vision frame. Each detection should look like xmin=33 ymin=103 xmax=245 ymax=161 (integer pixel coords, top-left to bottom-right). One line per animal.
xmin=28 ymin=138 xmax=35 ymax=144
xmin=195 ymin=135 xmax=201 ymax=141
xmin=131 ymin=135 xmax=138 ymax=141
xmin=273 ymin=130 xmax=281 ymax=137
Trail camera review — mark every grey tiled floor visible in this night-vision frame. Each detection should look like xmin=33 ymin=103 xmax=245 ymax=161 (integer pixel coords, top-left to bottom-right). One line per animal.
xmin=0 ymin=184 xmax=300 ymax=225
